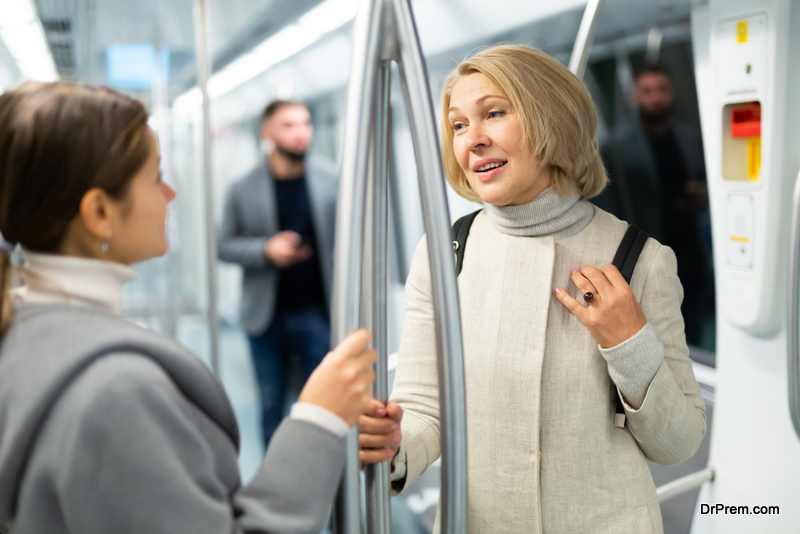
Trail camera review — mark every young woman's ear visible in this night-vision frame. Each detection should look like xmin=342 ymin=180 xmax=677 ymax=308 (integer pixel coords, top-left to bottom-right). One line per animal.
xmin=78 ymin=188 xmax=112 ymax=241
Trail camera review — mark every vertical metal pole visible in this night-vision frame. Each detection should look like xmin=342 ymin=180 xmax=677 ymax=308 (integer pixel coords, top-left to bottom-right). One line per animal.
xmin=364 ymin=63 xmax=393 ymax=534
xmin=392 ymin=0 xmax=468 ymax=531
xmin=787 ymin=168 xmax=800 ymax=441
xmin=332 ymin=0 xmax=384 ymax=532
xmin=149 ymin=0 xmax=182 ymax=339
xmin=645 ymin=25 xmax=663 ymax=65
xmin=192 ymin=0 xmax=221 ymax=375
xmin=568 ymin=0 xmax=606 ymax=79
xmin=152 ymin=44 xmax=180 ymax=338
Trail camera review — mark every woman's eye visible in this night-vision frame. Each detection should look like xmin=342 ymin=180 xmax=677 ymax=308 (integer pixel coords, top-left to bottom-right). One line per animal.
xmin=452 ymin=123 xmax=465 ymax=131
xmin=489 ymin=110 xmax=504 ymax=119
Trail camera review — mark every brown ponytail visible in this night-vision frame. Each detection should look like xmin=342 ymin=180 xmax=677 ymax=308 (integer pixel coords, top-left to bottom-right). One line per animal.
xmin=0 ymin=81 xmax=151 ymax=337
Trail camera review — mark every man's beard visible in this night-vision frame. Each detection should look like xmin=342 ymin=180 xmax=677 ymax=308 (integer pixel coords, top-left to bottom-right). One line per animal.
xmin=274 ymin=142 xmax=306 ymax=163
xmin=639 ymin=106 xmax=671 ymax=130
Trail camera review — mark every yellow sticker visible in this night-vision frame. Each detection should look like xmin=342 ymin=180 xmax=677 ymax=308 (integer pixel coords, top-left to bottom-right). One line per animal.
xmin=748 ymin=137 xmax=761 ymax=181
xmin=737 ymin=20 xmax=748 ymax=43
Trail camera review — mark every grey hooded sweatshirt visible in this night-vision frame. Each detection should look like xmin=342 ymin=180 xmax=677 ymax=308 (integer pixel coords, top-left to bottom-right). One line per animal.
xmin=0 ymin=303 xmax=346 ymax=534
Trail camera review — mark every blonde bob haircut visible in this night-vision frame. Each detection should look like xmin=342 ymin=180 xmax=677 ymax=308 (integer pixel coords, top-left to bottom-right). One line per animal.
xmin=441 ymin=44 xmax=608 ymax=202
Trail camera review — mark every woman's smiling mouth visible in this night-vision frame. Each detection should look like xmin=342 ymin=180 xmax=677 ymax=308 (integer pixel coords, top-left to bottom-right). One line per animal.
xmin=473 ymin=158 xmax=508 ymax=182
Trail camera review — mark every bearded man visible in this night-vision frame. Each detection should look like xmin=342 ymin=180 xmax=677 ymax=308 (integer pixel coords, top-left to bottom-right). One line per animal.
xmin=599 ymin=64 xmax=711 ymax=348
xmin=219 ymin=100 xmax=339 ymax=445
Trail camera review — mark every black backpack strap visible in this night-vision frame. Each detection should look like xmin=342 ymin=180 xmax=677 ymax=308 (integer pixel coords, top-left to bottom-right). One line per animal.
xmin=610 ymin=224 xmax=649 ymax=428
xmin=611 ymin=225 xmax=649 ymax=285
xmin=452 ymin=209 xmax=482 ymax=277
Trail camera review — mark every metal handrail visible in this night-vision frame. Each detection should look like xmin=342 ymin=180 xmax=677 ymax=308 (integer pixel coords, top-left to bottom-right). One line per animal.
xmin=568 ymin=0 xmax=606 ymax=79
xmin=657 ymin=468 xmax=715 ymax=502
xmin=391 ymin=0 xmax=469 ymax=531
xmin=787 ymin=168 xmax=800 ymax=441
xmin=192 ymin=0 xmax=221 ymax=375
xmin=330 ymin=0 xmax=383 ymax=531
xmin=332 ymin=0 xmax=469 ymax=532
xmin=363 ymin=63 xmax=393 ymax=534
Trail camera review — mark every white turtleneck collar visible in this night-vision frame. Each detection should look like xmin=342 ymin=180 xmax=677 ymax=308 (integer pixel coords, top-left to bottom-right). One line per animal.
xmin=11 ymin=249 xmax=138 ymax=314
xmin=482 ymin=186 xmax=595 ymax=240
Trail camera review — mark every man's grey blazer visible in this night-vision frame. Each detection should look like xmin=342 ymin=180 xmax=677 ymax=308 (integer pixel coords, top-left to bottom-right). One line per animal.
xmin=218 ymin=155 xmax=338 ymax=336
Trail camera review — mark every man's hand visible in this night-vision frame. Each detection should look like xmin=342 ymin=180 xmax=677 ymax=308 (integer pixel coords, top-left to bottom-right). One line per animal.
xmin=265 ymin=231 xmax=313 ymax=268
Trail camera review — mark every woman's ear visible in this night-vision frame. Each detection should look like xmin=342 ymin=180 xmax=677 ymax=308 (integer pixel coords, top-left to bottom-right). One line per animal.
xmin=78 ymin=188 xmax=112 ymax=240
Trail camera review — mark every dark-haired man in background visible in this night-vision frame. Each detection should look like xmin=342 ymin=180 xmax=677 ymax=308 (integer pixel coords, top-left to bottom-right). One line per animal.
xmin=599 ymin=64 xmax=711 ymax=348
xmin=219 ymin=100 xmax=338 ymax=445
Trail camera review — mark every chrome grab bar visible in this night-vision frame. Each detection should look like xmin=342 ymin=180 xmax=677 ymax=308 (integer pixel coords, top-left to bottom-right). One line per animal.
xmin=657 ymin=467 xmax=715 ymax=502
xmin=568 ymin=0 xmax=607 ymax=79
xmin=392 ymin=0 xmax=469 ymax=531
xmin=330 ymin=1 xmax=382 ymax=531
xmin=192 ymin=0 xmax=221 ymax=375
xmin=363 ymin=63 xmax=393 ymax=534
xmin=787 ymin=168 xmax=800 ymax=442
xmin=332 ymin=0 xmax=469 ymax=532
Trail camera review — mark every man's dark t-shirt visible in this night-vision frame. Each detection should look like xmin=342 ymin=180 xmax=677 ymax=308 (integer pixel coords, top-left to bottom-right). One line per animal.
xmin=646 ymin=130 xmax=705 ymax=264
xmin=273 ymin=175 xmax=327 ymax=313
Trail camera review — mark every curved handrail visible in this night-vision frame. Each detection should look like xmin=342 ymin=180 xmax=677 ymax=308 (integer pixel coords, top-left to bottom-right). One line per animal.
xmin=391 ymin=0 xmax=469 ymax=530
xmin=334 ymin=0 xmax=469 ymax=532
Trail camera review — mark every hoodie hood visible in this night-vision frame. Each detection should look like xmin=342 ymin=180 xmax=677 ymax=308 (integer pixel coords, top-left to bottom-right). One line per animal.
xmin=0 ymin=304 xmax=238 ymax=522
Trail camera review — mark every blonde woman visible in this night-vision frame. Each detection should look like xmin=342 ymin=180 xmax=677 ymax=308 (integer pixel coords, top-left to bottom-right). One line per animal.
xmin=359 ymin=45 xmax=706 ymax=533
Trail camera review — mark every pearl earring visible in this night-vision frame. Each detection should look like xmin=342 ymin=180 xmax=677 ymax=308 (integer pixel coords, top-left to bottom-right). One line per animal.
xmin=101 ymin=230 xmax=112 ymax=253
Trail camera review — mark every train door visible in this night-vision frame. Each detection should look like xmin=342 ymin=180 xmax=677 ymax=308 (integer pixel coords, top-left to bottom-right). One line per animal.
xmin=691 ymin=0 xmax=800 ymax=531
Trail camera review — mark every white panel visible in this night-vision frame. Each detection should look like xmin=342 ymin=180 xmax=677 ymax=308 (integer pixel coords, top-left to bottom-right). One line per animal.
xmin=725 ymin=194 xmax=754 ymax=269
xmin=717 ymin=13 xmax=767 ymax=100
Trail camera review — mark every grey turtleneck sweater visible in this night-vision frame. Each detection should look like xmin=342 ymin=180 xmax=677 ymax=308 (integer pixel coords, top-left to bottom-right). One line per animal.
xmin=483 ymin=187 xmax=596 ymax=240
xmin=482 ymin=186 xmax=664 ymax=408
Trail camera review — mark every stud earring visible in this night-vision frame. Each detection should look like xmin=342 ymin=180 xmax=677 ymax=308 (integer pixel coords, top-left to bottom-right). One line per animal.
xmin=101 ymin=230 xmax=112 ymax=253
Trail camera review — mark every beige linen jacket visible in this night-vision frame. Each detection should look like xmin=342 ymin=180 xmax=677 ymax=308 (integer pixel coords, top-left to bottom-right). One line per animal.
xmin=390 ymin=207 xmax=706 ymax=533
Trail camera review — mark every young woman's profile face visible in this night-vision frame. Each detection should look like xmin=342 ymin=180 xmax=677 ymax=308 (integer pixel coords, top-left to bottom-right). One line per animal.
xmin=106 ymin=129 xmax=176 ymax=265
xmin=448 ymin=72 xmax=552 ymax=206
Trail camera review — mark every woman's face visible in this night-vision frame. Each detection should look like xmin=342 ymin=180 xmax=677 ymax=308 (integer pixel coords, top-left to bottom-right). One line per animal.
xmin=448 ymin=73 xmax=552 ymax=206
xmin=107 ymin=129 xmax=176 ymax=265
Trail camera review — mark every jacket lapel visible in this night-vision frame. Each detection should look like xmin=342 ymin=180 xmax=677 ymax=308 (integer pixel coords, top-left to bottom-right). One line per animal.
xmin=253 ymin=159 xmax=279 ymax=234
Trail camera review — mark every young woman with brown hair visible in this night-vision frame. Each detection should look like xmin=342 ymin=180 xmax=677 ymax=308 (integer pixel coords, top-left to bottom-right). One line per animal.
xmin=0 ymin=82 xmax=376 ymax=534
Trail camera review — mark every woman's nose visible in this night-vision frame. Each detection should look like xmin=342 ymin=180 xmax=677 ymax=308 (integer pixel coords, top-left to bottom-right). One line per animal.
xmin=465 ymin=124 xmax=490 ymax=150
xmin=163 ymin=182 xmax=177 ymax=202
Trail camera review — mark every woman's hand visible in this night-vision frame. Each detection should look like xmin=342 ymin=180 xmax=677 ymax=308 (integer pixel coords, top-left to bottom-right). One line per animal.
xmin=555 ymin=264 xmax=647 ymax=349
xmin=298 ymin=329 xmax=377 ymax=427
xmin=358 ymin=399 xmax=403 ymax=465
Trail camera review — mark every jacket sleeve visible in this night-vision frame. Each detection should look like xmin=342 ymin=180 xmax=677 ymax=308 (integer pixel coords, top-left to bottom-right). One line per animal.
xmin=620 ymin=245 xmax=707 ymax=465
xmin=388 ymin=237 xmax=443 ymax=494
xmin=218 ymin=184 xmax=272 ymax=270
xmin=55 ymin=354 xmax=345 ymax=534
